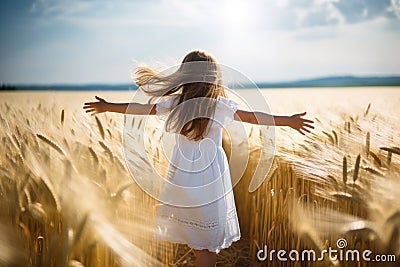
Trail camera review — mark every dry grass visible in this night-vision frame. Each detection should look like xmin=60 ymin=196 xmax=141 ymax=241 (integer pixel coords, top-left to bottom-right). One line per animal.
xmin=0 ymin=89 xmax=399 ymax=266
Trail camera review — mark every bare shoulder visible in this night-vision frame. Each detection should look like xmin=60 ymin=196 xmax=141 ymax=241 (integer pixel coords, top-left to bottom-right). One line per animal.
xmin=234 ymin=109 xmax=257 ymax=124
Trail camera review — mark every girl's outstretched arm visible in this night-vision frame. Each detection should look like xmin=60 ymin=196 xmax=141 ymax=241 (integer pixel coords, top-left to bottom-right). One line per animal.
xmin=234 ymin=109 xmax=314 ymax=135
xmin=83 ymin=96 xmax=156 ymax=116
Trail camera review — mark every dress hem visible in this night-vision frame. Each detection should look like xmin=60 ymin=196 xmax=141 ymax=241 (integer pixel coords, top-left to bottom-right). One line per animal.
xmin=155 ymin=235 xmax=241 ymax=254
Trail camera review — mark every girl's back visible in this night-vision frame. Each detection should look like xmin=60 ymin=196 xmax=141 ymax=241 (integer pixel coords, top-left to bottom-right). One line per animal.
xmin=83 ymin=49 xmax=314 ymax=267
xmin=154 ymin=93 xmax=242 ymax=253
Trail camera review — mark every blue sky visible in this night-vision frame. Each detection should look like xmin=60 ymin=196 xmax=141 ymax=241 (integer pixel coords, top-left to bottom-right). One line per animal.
xmin=0 ymin=0 xmax=399 ymax=84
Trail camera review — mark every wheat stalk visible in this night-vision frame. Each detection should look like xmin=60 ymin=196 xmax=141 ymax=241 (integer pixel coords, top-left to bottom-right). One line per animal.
xmin=36 ymin=133 xmax=66 ymax=156
xmin=353 ymin=154 xmax=361 ymax=183
xmin=95 ymin=116 xmax=105 ymax=140
xmin=98 ymin=141 xmax=114 ymax=161
xmin=322 ymin=131 xmax=335 ymax=145
xmin=364 ymin=103 xmax=371 ymax=116
xmin=61 ymin=109 xmax=65 ymax=125
xmin=343 ymin=156 xmax=347 ymax=185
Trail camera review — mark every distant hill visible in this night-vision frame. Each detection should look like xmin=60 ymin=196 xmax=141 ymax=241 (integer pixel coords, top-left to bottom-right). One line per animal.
xmin=2 ymin=84 xmax=138 ymax=91
xmin=257 ymin=76 xmax=400 ymax=88
xmin=1 ymin=84 xmax=17 ymax=90
xmin=3 ymin=76 xmax=400 ymax=91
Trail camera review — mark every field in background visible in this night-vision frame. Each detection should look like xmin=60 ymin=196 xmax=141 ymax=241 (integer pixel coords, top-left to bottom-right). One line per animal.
xmin=1 ymin=88 xmax=399 ymax=266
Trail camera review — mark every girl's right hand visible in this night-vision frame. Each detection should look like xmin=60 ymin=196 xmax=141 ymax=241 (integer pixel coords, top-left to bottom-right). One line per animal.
xmin=83 ymin=96 xmax=109 ymax=116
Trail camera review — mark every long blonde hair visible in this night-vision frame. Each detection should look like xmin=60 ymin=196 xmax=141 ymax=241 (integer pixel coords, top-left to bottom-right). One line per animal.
xmin=135 ymin=50 xmax=226 ymax=141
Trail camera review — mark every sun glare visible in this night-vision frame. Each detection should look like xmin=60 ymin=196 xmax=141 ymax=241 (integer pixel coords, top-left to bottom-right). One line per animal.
xmin=217 ymin=0 xmax=260 ymax=58
xmin=224 ymin=0 xmax=253 ymax=27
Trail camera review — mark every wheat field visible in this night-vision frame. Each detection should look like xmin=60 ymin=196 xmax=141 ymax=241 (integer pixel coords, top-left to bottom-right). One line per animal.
xmin=1 ymin=88 xmax=399 ymax=266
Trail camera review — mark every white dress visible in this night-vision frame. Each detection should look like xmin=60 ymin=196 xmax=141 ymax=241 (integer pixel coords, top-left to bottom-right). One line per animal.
xmin=153 ymin=96 xmax=241 ymax=253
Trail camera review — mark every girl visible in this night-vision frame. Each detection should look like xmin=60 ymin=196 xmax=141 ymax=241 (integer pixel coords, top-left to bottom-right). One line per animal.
xmin=83 ymin=50 xmax=314 ymax=267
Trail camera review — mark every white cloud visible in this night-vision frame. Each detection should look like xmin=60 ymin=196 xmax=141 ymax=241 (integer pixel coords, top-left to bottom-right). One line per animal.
xmin=28 ymin=0 xmax=399 ymax=33
xmin=390 ymin=0 xmax=400 ymax=18
xmin=30 ymin=0 xmax=98 ymax=15
xmin=1 ymin=0 xmax=399 ymax=83
xmin=276 ymin=0 xmax=289 ymax=8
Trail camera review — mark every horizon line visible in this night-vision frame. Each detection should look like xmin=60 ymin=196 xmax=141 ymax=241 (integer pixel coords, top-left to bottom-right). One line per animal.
xmin=2 ymin=74 xmax=400 ymax=88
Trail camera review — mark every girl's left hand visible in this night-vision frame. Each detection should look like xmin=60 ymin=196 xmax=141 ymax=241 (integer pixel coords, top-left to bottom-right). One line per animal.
xmin=288 ymin=112 xmax=314 ymax=135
